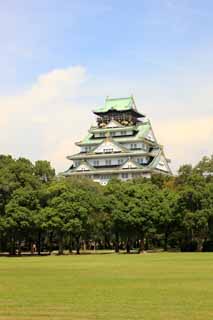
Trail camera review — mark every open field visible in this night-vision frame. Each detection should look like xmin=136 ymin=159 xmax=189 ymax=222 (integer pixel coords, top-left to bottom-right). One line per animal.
xmin=0 ymin=253 xmax=213 ymax=320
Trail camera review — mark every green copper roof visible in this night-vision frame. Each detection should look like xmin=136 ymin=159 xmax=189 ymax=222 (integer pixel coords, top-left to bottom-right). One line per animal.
xmin=77 ymin=122 xmax=151 ymax=146
xmin=93 ymin=96 xmax=143 ymax=114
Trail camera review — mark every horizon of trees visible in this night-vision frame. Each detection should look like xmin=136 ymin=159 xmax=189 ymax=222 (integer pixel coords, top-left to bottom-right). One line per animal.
xmin=0 ymin=154 xmax=213 ymax=255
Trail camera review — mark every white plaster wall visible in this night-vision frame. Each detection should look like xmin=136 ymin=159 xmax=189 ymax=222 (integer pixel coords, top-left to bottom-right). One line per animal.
xmin=76 ymin=164 xmax=90 ymax=171
xmin=94 ymin=130 xmax=134 ymax=138
xmin=88 ymin=157 xmax=128 ymax=167
xmin=123 ymin=142 xmax=148 ymax=150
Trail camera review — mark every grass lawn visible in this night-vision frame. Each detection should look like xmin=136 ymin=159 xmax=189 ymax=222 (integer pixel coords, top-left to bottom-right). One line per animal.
xmin=0 ymin=253 xmax=213 ymax=320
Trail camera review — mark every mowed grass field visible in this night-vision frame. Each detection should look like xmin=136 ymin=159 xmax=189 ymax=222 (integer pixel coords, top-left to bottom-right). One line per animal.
xmin=0 ymin=253 xmax=213 ymax=320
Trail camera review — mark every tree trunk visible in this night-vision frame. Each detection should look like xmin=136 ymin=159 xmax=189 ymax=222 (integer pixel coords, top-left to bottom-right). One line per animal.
xmin=115 ymin=232 xmax=119 ymax=253
xmin=58 ymin=232 xmax=64 ymax=255
xmin=69 ymin=233 xmax=73 ymax=254
xmin=49 ymin=232 xmax=53 ymax=254
xmin=145 ymin=238 xmax=149 ymax=251
xmin=10 ymin=234 xmax=16 ymax=256
xmin=104 ymin=234 xmax=108 ymax=249
xmin=138 ymin=233 xmax=145 ymax=253
xmin=18 ymin=239 xmax=22 ymax=256
xmin=164 ymin=230 xmax=168 ymax=251
xmin=30 ymin=239 xmax=34 ymax=255
xmin=0 ymin=233 xmax=2 ymax=253
xmin=126 ymin=237 xmax=131 ymax=254
xmin=83 ymin=240 xmax=86 ymax=251
xmin=76 ymin=237 xmax=81 ymax=255
xmin=37 ymin=231 xmax=41 ymax=255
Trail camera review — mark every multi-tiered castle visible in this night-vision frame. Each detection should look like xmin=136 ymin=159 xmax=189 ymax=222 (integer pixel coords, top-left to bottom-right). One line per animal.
xmin=63 ymin=96 xmax=172 ymax=185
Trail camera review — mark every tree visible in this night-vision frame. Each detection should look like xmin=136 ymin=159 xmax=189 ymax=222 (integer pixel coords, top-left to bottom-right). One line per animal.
xmin=194 ymin=155 xmax=213 ymax=175
xmin=175 ymin=164 xmax=193 ymax=186
xmin=176 ymin=184 xmax=207 ymax=250
xmin=41 ymin=178 xmax=96 ymax=254
xmin=104 ymin=179 xmax=134 ymax=253
xmin=127 ymin=181 xmax=161 ymax=253
xmin=34 ymin=160 xmax=55 ymax=183
xmin=200 ymin=183 xmax=213 ymax=241
xmin=158 ymin=188 xmax=179 ymax=251
xmin=5 ymin=188 xmax=40 ymax=255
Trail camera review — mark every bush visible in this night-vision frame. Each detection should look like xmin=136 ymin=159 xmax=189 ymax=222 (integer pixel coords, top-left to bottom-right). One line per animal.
xmin=202 ymin=240 xmax=213 ymax=252
xmin=181 ymin=240 xmax=198 ymax=252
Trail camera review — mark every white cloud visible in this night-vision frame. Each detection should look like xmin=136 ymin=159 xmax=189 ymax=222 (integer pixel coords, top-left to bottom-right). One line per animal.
xmin=0 ymin=65 xmax=86 ymax=120
xmin=27 ymin=66 xmax=86 ymax=103
xmin=156 ymin=116 xmax=213 ymax=172
xmin=0 ymin=66 xmax=90 ymax=171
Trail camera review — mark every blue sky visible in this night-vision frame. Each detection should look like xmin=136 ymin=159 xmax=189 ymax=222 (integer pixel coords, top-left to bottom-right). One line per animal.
xmin=0 ymin=0 xmax=213 ymax=171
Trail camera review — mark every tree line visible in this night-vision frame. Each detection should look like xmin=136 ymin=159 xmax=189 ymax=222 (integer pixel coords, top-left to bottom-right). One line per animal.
xmin=0 ymin=154 xmax=213 ymax=255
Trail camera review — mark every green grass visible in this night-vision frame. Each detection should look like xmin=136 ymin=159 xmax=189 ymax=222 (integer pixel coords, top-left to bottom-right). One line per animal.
xmin=0 ymin=253 xmax=213 ymax=320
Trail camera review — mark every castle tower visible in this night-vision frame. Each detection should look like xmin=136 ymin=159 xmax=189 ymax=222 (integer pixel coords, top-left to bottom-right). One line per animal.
xmin=63 ymin=96 xmax=172 ymax=185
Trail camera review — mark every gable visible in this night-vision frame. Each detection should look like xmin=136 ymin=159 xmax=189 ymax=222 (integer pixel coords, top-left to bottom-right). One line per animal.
xmin=105 ymin=119 xmax=123 ymax=128
xmin=146 ymin=128 xmax=156 ymax=143
xmin=121 ymin=159 xmax=140 ymax=169
xmin=76 ymin=162 xmax=92 ymax=172
xmin=155 ymin=156 xmax=170 ymax=173
xmin=94 ymin=140 xmax=124 ymax=154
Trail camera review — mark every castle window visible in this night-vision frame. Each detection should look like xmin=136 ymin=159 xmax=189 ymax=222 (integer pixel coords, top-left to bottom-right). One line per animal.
xmin=103 ymin=148 xmax=113 ymax=153
xmin=93 ymin=160 xmax=99 ymax=166
xmin=100 ymin=132 xmax=105 ymax=137
xmin=105 ymin=159 xmax=112 ymax=166
xmin=137 ymin=157 xmax=146 ymax=164
xmin=141 ymin=143 xmax=146 ymax=150
xmin=100 ymin=175 xmax=111 ymax=180
xmin=85 ymin=146 xmax=91 ymax=152
xmin=131 ymin=143 xmax=137 ymax=149
xmin=118 ymin=159 xmax=124 ymax=165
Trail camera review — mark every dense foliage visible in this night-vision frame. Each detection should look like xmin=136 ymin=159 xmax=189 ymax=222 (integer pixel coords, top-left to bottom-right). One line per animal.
xmin=0 ymin=154 xmax=213 ymax=255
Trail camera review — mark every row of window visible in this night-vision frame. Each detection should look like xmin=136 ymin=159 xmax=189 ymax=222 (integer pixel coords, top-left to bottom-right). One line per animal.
xmin=130 ymin=143 xmax=148 ymax=150
xmin=93 ymin=159 xmax=125 ymax=166
xmin=137 ymin=157 xmax=148 ymax=164
xmin=97 ymin=173 xmax=146 ymax=180
xmin=75 ymin=157 xmax=148 ymax=168
xmin=99 ymin=175 xmax=111 ymax=180
xmin=82 ymin=146 xmax=92 ymax=153
xmin=96 ymin=174 xmax=129 ymax=180
xmin=95 ymin=131 xmax=132 ymax=138
xmin=103 ymin=148 xmax=113 ymax=153
xmin=81 ymin=147 xmax=115 ymax=154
